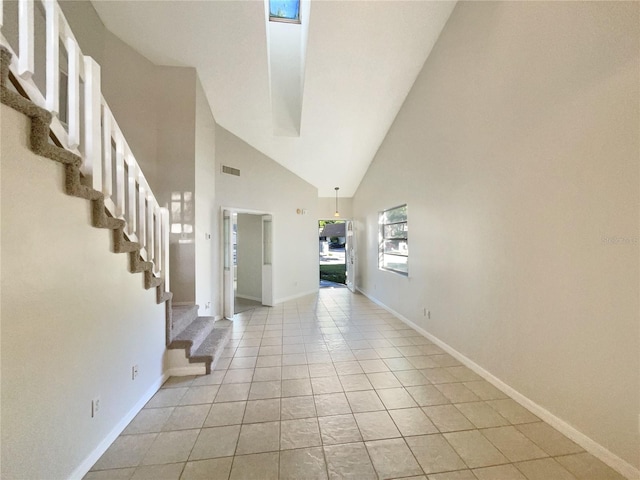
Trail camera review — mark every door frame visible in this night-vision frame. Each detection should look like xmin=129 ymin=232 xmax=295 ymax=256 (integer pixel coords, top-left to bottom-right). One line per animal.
xmin=222 ymin=207 xmax=274 ymax=319
xmin=345 ymin=220 xmax=356 ymax=292
xmin=318 ymin=219 xmax=356 ymax=291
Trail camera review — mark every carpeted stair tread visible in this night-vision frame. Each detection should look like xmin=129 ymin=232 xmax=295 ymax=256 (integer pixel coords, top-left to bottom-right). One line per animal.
xmin=190 ymin=320 xmax=233 ymax=374
xmin=168 ymin=316 xmax=217 ymax=354
xmin=171 ymin=305 xmax=199 ymax=340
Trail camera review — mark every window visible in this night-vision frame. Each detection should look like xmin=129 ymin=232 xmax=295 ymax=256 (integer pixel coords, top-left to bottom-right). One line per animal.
xmin=269 ymin=0 xmax=301 ymax=23
xmin=170 ymin=191 xmax=194 ymax=239
xmin=379 ymin=204 xmax=408 ymax=275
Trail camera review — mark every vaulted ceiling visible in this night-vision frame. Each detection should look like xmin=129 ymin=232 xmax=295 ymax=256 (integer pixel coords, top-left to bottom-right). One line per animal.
xmin=91 ymin=1 xmax=456 ymax=197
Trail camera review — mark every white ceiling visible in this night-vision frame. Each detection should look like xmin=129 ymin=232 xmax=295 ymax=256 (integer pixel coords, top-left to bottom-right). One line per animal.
xmin=91 ymin=0 xmax=456 ymax=197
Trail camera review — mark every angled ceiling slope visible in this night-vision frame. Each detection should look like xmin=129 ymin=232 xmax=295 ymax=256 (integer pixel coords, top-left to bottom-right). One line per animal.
xmin=91 ymin=0 xmax=456 ymax=197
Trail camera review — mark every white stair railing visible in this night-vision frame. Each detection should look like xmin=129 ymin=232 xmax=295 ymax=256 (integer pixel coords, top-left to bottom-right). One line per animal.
xmin=0 ymin=0 xmax=169 ymax=291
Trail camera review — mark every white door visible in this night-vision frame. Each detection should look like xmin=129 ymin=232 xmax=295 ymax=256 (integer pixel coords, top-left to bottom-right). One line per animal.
xmin=346 ymin=220 xmax=356 ymax=292
xmin=261 ymin=215 xmax=274 ymax=306
xmin=223 ymin=210 xmax=237 ymax=319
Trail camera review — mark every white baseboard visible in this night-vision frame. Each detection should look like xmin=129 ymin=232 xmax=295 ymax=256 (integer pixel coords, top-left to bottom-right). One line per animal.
xmin=274 ymin=288 xmax=319 ymax=305
xmin=166 ymin=365 xmax=207 ymax=376
xmin=69 ymin=373 xmax=169 ymax=480
xmin=236 ymin=294 xmax=262 ymax=302
xmin=357 ymin=287 xmax=640 ymax=480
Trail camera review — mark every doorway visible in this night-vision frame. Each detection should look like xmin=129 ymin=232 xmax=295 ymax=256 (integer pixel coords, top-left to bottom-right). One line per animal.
xmin=318 ymin=220 xmax=347 ymax=289
xmin=223 ymin=209 xmax=273 ymax=318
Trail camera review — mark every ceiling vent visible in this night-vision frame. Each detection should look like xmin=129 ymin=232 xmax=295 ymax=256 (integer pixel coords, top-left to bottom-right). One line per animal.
xmin=222 ymin=165 xmax=240 ymax=177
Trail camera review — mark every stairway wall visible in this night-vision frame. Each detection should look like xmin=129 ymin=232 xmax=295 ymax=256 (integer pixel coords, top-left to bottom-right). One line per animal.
xmin=60 ymin=0 xmax=199 ymax=305
xmin=155 ymin=66 xmax=197 ymax=304
xmin=0 ymin=105 xmax=167 ymax=479
xmin=195 ymin=76 xmax=217 ymax=316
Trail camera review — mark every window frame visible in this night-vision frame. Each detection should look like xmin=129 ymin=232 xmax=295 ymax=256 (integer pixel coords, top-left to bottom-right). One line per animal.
xmin=378 ymin=204 xmax=408 ymax=276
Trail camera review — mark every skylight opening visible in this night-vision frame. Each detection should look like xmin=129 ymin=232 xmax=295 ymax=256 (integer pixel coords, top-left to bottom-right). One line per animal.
xmin=269 ymin=0 xmax=301 ymax=24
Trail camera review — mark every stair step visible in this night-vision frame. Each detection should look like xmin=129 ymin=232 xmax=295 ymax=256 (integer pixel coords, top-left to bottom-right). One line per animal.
xmin=169 ymin=316 xmax=217 ymax=354
xmin=171 ymin=304 xmax=199 ymax=340
xmin=191 ymin=320 xmax=233 ymax=374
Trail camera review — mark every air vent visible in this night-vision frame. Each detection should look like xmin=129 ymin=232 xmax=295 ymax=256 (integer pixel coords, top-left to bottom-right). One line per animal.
xmin=222 ymin=165 xmax=240 ymax=177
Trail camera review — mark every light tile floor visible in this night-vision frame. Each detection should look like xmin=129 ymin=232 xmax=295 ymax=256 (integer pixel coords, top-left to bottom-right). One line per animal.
xmin=86 ymin=289 xmax=627 ymax=480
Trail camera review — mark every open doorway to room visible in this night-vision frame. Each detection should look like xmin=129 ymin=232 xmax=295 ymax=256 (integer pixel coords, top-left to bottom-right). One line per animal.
xmin=223 ymin=210 xmax=273 ymax=318
xmin=318 ymin=220 xmax=347 ymax=289
xmin=235 ymin=213 xmax=263 ymax=313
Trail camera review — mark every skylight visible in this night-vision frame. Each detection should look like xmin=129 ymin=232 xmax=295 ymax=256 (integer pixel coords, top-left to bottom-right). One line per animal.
xmin=269 ymin=0 xmax=301 ymax=23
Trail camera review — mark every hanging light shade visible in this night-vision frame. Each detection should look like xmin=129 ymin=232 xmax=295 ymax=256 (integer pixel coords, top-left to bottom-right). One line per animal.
xmin=334 ymin=187 xmax=340 ymax=217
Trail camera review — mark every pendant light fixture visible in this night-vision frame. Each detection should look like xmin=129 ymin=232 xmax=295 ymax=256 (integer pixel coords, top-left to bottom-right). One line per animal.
xmin=334 ymin=187 xmax=340 ymax=217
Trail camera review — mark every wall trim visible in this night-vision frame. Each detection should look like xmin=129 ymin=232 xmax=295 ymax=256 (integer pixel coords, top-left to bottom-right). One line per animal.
xmin=166 ymin=365 xmax=207 ymax=377
xmin=357 ymin=287 xmax=640 ymax=480
xmin=236 ymin=294 xmax=262 ymax=302
xmin=69 ymin=373 xmax=169 ymax=480
xmin=274 ymin=288 xmax=319 ymax=305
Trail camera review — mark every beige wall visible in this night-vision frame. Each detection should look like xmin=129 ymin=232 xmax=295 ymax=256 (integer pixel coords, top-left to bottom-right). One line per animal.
xmin=155 ymin=67 xmax=197 ymax=304
xmin=59 ymin=0 xmax=106 ymax=64
xmin=317 ymin=196 xmax=353 ymax=220
xmin=195 ymin=76 xmax=217 ymax=315
xmin=1 ymin=105 xmax=167 ymax=479
xmin=61 ymin=0 xmax=160 ymax=191
xmin=215 ymin=126 xmax=319 ymax=304
xmin=353 ymin=1 xmax=639 ymax=473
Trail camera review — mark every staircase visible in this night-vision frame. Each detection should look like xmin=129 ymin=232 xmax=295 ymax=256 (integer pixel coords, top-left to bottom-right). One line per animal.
xmin=0 ymin=46 xmax=171 ymax=300
xmin=168 ymin=306 xmax=232 ymax=374
xmin=0 ymin=21 xmax=231 ymax=374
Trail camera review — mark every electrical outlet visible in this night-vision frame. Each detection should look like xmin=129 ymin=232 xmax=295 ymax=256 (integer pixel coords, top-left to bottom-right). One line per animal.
xmin=132 ymin=364 xmax=139 ymax=380
xmin=91 ymin=397 xmax=101 ymax=418
xmin=205 ymin=302 xmax=211 ymax=310
xmin=428 ymin=310 xmax=431 ymax=319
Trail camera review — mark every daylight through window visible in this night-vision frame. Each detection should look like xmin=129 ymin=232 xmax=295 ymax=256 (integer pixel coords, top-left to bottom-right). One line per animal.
xmin=379 ymin=205 xmax=408 ymax=275
xmin=269 ymin=0 xmax=301 ymax=23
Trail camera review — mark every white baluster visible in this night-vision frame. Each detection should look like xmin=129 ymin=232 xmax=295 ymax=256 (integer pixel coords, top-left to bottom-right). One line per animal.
xmin=83 ymin=56 xmax=102 ymax=190
xmin=161 ymin=207 xmax=170 ymax=288
xmin=115 ymin=134 xmax=125 ymax=218
xmin=127 ymin=156 xmax=137 ymax=236
xmin=154 ymin=207 xmax=162 ymax=276
xmin=0 ymin=0 xmax=4 ymax=29
xmin=148 ymin=195 xmax=155 ymax=266
xmin=65 ymin=35 xmax=79 ymax=149
xmin=44 ymin=0 xmax=59 ymax=114
xmin=138 ymin=183 xmax=147 ymax=257
xmin=18 ymin=0 xmax=34 ymax=78
xmin=101 ymin=104 xmax=112 ymax=200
